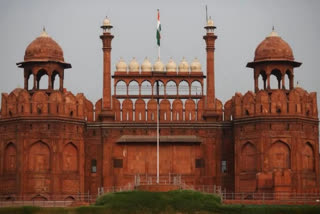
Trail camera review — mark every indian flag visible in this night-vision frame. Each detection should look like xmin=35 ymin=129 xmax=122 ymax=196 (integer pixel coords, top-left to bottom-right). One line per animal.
xmin=156 ymin=9 xmax=161 ymax=46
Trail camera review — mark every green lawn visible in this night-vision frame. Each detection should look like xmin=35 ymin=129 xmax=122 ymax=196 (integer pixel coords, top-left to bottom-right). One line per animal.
xmin=0 ymin=190 xmax=319 ymax=214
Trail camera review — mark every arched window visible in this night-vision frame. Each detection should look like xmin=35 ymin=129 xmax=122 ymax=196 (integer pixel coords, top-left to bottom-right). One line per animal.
xmin=153 ymin=80 xmax=165 ymax=95
xmin=115 ymin=81 xmax=127 ymax=96
xmin=29 ymin=141 xmax=50 ymax=172
xmin=128 ymin=81 xmax=139 ymax=95
xmin=178 ymin=80 xmax=189 ymax=95
xmin=141 ymin=81 xmax=152 ymax=95
xmin=166 ymin=80 xmax=177 ymax=95
xmin=191 ymin=81 xmax=202 ymax=95
xmin=62 ymin=143 xmax=78 ymax=171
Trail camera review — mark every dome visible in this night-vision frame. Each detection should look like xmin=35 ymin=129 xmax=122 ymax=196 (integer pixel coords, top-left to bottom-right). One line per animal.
xmin=24 ymin=29 xmax=65 ymax=63
xmin=141 ymin=57 xmax=152 ymax=72
xmin=254 ymin=30 xmax=294 ymax=62
xmin=166 ymin=58 xmax=177 ymax=72
xmin=102 ymin=17 xmax=111 ymax=27
xmin=178 ymin=57 xmax=189 ymax=72
xmin=129 ymin=57 xmax=139 ymax=72
xmin=153 ymin=57 xmax=164 ymax=72
xmin=116 ymin=57 xmax=127 ymax=72
xmin=190 ymin=58 xmax=202 ymax=72
xmin=207 ymin=17 xmax=214 ymax=27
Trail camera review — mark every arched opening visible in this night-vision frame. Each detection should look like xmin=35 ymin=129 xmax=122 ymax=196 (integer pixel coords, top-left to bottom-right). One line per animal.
xmin=37 ymin=69 xmax=49 ymax=90
xmin=115 ymin=81 xmax=127 ymax=96
xmin=153 ymin=80 xmax=165 ymax=96
xmin=191 ymin=81 xmax=202 ymax=95
xmin=178 ymin=80 xmax=189 ymax=95
xmin=128 ymin=80 xmax=139 ymax=95
xmin=28 ymin=72 xmax=34 ymax=90
xmin=268 ymin=141 xmax=290 ymax=170
xmin=141 ymin=80 xmax=152 ymax=95
xmin=258 ymin=71 xmax=267 ymax=90
xmin=285 ymin=70 xmax=291 ymax=90
xmin=270 ymin=69 xmax=282 ymax=89
xmin=64 ymin=196 xmax=75 ymax=201
xmin=241 ymin=142 xmax=256 ymax=172
xmin=166 ymin=80 xmax=177 ymax=95
xmin=32 ymin=195 xmax=48 ymax=201
xmin=52 ymin=71 xmax=60 ymax=90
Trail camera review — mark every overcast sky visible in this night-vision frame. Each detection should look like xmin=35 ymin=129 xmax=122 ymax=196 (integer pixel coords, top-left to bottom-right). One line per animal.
xmin=0 ymin=0 xmax=319 ymax=112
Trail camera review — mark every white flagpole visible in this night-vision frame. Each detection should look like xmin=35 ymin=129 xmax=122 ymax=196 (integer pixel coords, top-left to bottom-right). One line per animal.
xmin=156 ymin=9 xmax=160 ymax=184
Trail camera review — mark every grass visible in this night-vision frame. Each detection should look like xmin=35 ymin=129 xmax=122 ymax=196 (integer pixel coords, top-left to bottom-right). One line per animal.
xmin=0 ymin=190 xmax=319 ymax=214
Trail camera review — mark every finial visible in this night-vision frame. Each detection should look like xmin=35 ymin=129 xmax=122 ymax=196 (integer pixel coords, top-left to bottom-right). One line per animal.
xmin=272 ymin=25 xmax=274 ymax=31
xmin=40 ymin=26 xmax=49 ymax=37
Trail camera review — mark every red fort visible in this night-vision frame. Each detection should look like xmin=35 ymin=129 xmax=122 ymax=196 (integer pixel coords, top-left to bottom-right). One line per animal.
xmin=0 ymin=17 xmax=319 ymax=200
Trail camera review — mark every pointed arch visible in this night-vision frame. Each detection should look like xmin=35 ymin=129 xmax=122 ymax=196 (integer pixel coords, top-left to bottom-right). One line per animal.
xmin=122 ymin=99 xmax=133 ymax=121
xmin=28 ymin=141 xmax=50 ymax=172
xmin=135 ymin=99 xmax=146 ymax=121
xmin=302 ymin=142 xmax=314 ymax=171
xmin=185 ymin=99 xmax=196 ymax=121
xmin=63 ymin=143 xmax=78 ymax=171
xmin=36 ymin=69 xmax=49 ymax=90
xmin=4 ymin=143 xmax=17 ymax=172
xmin=160 ymin=99 xmax=171 ymax=121
xmin=166 ymin=80 xmax=177 ymax=95
xmin=141 ymin=80 xmax=152 ymax=95
xmin=172 ymin=99 xmax=183 ymax=121
xmin=147 ymin=99 xmax=157 ymax=121
xmin=178 ymin=80 xmax=189 ymax=95
xmin=241 ymin=142 xmax=257 ymax=172
xmin=268 ymin=141 xmax=290 ymax=170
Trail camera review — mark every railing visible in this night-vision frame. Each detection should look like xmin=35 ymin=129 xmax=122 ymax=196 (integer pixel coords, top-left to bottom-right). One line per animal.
xmin=134 ymin=174 xmax=184 ymax=186
xmin=0 ymin=194 xmax=97 ymax=207
xmin=221 ymin=192 xmax=320 ymax=203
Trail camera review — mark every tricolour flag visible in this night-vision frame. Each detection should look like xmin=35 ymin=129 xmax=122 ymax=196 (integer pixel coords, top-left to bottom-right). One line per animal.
xmin=156 ymin=9 xmax=161 ymax=46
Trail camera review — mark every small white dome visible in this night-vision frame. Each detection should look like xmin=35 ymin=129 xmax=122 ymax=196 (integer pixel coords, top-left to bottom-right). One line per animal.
xmin=190 ymin=58 xmax=202 ymax=72
xmin=207 ymin=17 xmax=214 ymax=27
xmin=116 ymin=57 xmax=127 ymax=72
xmin=102 ymin=17 xmax=112 ymax=27
xmin=141 ymin=57 xmax=152 ymax=72
xmin=166 ymin=58 xmax=177 ymax=72
xmin=153 ymin=57 xmax=164 ymax=72
xmin=129 ymin=57 xmax=139 ymax=72
xmin=178 ymin=57 xmax=189 ymax=72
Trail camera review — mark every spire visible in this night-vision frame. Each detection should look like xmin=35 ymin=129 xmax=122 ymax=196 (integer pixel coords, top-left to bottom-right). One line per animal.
xmin=268 ymin=26 xmax=279 ymax=38
xmin=40 ymin=26 xmax=49 ymax=37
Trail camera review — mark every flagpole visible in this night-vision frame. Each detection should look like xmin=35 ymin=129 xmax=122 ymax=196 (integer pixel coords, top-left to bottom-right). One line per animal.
xmin=156 ymin=8 xmax=161 ymax=184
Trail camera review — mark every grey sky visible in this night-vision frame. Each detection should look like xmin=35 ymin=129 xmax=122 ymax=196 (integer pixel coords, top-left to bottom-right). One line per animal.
xmin=0 ymin=0 xmax=319 ymax=111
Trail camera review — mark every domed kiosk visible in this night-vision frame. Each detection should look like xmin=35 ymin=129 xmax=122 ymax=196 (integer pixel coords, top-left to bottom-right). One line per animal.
xmin=17 ymin=28 xmax=71 ymax=91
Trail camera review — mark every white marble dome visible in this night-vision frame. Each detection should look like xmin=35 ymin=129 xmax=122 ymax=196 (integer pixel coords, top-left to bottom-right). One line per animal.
xmin=129 ymin=57 xmax=139 ymax=72
xmin=153 ymin=57 xmax=164 ymax=72
xmin=141 ymin=57 xmax=152 ymax=72
xmin=178 ymin=57 xmax=189 ymax=72
xmin=190 ymin=58 xmax=202 ymax=72
xmin=115 ymin=57 xmax=127 ymax=72
xmin=166 ymin=58 xmax=177 ymax=72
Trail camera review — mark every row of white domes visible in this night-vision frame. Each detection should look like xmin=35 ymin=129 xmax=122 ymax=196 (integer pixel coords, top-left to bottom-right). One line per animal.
xmin=116 ymin=57 xmax=202 ymax=72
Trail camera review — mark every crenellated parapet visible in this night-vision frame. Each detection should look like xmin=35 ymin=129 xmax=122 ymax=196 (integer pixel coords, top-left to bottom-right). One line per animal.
xmin=1 ymin=88 xmax=94 ymax=121
xmin=224 ymin=88 xmax=318 ymax=121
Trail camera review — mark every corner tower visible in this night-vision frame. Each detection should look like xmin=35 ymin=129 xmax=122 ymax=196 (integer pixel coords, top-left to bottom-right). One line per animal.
xmin=100 ymin=17 xmax=114 ymax=121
